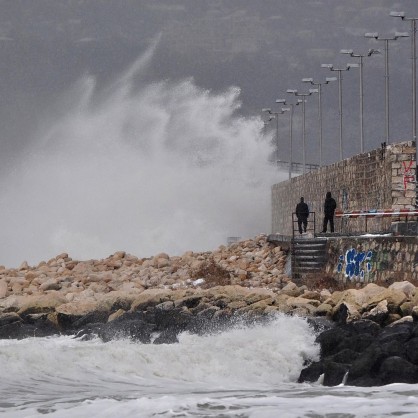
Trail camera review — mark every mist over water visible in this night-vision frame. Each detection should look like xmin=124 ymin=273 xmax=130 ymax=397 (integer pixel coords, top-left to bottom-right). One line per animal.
xmin=0 ymin=50 xmax=284 ymax=268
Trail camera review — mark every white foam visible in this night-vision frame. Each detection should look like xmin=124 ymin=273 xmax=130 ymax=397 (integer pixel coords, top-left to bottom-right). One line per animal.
xmin=0 ymin=45 xmax=285 ymax=268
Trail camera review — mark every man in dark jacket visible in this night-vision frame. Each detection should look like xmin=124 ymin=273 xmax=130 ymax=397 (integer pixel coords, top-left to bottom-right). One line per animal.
xmin=295 ymin=197 xmax=309 ymax=234
xmin=322 ymin=191 xmax=337 ymax=233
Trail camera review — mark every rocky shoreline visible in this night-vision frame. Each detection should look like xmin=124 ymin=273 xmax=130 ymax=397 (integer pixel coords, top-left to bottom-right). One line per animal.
xmin=1 ymin=234 xmax=418 ymax=386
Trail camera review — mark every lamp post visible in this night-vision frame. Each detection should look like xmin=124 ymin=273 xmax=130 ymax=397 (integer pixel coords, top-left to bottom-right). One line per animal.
xmin=302 ymin=77 xmax=336 ymax=166
xmin=262 ymin=107 xmax=287 ymax=166
xmin=286 ymin=89 xmax=316 ymax=174
xmin=276 ymin=99 xmax=293 ymax=179
xmin=340 ymin=49 xmax=380 ymax=153
xmin=390 ymin=12 xmax=418 ymax=170
xmin=365 ymin=31 xmax=409 ymax=144
xmin=321 ymin=63 xmax=358 ymax=161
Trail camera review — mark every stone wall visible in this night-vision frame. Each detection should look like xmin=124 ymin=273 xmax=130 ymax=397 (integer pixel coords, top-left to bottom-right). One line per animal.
xmin=272 ymin=141 xmax=416 ymax=236
xmin=324 ymin=236 xmax=418 ymax=285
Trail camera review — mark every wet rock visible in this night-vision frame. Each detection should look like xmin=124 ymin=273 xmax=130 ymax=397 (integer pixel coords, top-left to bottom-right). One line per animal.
xmin=301 ymin=320 xmax=418 ymax=387
xmin=322 ymin=360 xmax=349 ymax=386
xmin=378 ymin=356 xmax=418 ymax=384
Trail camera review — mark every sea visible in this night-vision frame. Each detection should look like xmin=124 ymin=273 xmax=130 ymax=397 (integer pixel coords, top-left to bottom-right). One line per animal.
xmin=1 ymin=314 xmax=418 ymax=418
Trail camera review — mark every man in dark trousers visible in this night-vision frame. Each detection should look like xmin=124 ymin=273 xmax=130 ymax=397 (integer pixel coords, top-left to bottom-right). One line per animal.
xmin=295 ymin=197 xmax=309 ymax=234
xmin=322 ymin=191 xmax=337 ymax=233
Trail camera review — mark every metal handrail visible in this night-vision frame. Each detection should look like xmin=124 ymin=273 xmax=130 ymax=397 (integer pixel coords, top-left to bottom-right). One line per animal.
xmin=292 ymin=211 xmax=316 ymax=239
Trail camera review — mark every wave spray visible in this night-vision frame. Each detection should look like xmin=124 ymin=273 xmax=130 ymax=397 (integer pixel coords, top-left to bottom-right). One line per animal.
xmin=0 ymin=49 xmax=285 ymax=267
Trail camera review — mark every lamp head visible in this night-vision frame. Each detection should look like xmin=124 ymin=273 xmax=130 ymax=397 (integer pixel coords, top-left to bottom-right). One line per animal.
xmin=287 ymin=89 xmax=297 ymax=94
xmin=325 ymin=77 xmax=337 ymax=82
xmin=390 ymin=11 xmax=405 ymax=18
xmin=281 ymin=107 xmax=290 ymax=112
xmin=321 ymin=63 xmax=333 ymax=69
xmin=340 ymin=49 xmax=353 ymax=55
xmin=309 ymin=88 xmax=319 ymax=94
xmin=347 ymin=63 xmax=359 ymax=69
xmin=262 ymin=108 xmax=271 ymax=112
xmin=368 ymin=48 xmax=381 ymax=56
xmin=365 ymin=32 xmax=379 ymax=39
xmin=275 ymin=99 xmax=286 ymax=104
xmin=395 ymin=31 xmax=409 ymax=38
xmin=302 ymin=77 xmax=314 ymax=83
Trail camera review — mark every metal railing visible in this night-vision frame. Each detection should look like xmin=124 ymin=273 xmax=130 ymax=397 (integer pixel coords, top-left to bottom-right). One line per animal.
xmin=292 ymin=211 xmax=316 ymax=239
xmin=335 ymin=209 xmax=418 ymax=233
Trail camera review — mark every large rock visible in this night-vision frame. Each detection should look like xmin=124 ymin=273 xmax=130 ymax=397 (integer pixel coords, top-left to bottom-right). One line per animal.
xmin=388 ymin=281 xmax=416 ymax=298
xmin=300 ymin=319 xmax=418 ymax=387
xmin=17 ymin=293 xmax=67 ymax=316
xmin=378 ymin=356 xmax=418 ymax=384
xmin=131 ymin=289 xmax=182 ymax=311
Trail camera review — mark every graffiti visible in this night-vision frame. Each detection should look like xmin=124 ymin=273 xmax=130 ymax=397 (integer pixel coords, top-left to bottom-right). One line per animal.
xmin=337 ymin=248 xmax=373 ymax=280
xmin=401 ymin=160 xmax=415 ymax=193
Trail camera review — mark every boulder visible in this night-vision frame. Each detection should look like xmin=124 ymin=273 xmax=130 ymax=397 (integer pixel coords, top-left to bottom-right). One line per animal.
xmin=0 ymin=312 xmax=22 ymax=326
xmin=17 ymin=293 xmax=67 ymax=316
xmin=361 ymin=300 xmax=389 ymax=325
xmin=131 ymin=289 xmax=179 ymax=311
xmin=55 ymin=300 xmax=100 ymax=329
xmin=388 ymin=281 xmax=416 ymax=298
xmin=363 ymin=288 xmax=406 ymax=312
xmin=378 ymin=356 xmax=418 ymax=384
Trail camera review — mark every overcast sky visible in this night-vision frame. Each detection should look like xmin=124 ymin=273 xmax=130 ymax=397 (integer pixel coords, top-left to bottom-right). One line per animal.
xmin=0 ymin=0 xmax=417 ymax=165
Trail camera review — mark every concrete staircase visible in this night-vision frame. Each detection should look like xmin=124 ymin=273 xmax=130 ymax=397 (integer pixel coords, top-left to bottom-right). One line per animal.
xmin=291 ymin=237 xmax=327 ymax=279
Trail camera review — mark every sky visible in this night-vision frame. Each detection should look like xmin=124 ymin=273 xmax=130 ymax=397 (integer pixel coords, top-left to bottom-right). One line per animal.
xmin=0 ymin=0 xmax=417 ymax=266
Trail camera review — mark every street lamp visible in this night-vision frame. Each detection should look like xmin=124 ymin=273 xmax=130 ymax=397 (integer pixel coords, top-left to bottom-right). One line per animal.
xmin=390 ymin=12 xmax=418 ymax=164
xmin=321 ymin=63 xmax=358 ymax=161
xmin=286 ymin=89 xmax=316 ymax=174
xmin=365 ymin=31 xmax=409 ymax=144
xmin=340 ymin=48 xmax=380 ymax=153
xmin=276 ymin=99 xmax=293 ymax=179
xmin=262 ymin=107 xmax=287 ymax=166
xmin=302 ymin=77 xmax=336 ymax=166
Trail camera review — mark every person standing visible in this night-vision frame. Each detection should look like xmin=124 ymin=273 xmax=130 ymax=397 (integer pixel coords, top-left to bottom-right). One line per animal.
xmin=295 ymin=197 xmax=309 ymax=234
xmin=322 ymin=191 xmax=337 ymax=233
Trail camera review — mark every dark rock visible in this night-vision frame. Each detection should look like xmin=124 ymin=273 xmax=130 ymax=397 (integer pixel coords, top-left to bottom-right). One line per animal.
xmin=153 ymin=329 xmax=179 ymax=344
xmin=0 ymin=319 xmax=59 ymax=339
xmin=346 ymin=345 xmax=385 ymax=383
xmin=329 ymin=348 xmax=360 ymax=364
xmin=378 ymin=356 xmax=418 ymax=385
xmin=323 ymin=360 xmax=349 ymax=386
xmin=175 ymin=296 xmax=203 ymax=309
xmin=306 ymin=317 xmax=334 ymax=334
xmin=153 ymin=306 xmax=193 ymax=332
xmin=196 ymin=306 xmax=220 ymax=320
xmin=71 ymin=311 xmax=109 ymax=329
xmin=410 ymin=324 xmax=418 ymax=338
xmin=331 ymin=303 xmax=350 ymax=324
xmin=348 ymin=319 xmax=381 ymax=336
xmin=342 ymin=333 xmax=375 ymax=353
xmin=0 ymin=312 xmax=22 ymax=326
xmin=213 ymin=298 xmax=228 ymax=309
xmin=298 ymin=361 xmax=324 ymax=383
xmin=377 ymin=323 xmax=412 ymax=344
xmin=406 ymin=337 xmax=418 ymax=364
xmin=316 ymin=326 xmax=351 ymax=357
xmin=381 ymin=340 xmax=406 ymax=358
xmin=97 ymin=319 xmax=154 ymax=343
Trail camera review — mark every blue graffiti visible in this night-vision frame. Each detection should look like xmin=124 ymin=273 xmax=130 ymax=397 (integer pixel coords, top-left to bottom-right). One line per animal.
xmin=337 ymin=249 xmax=373 ymax=280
